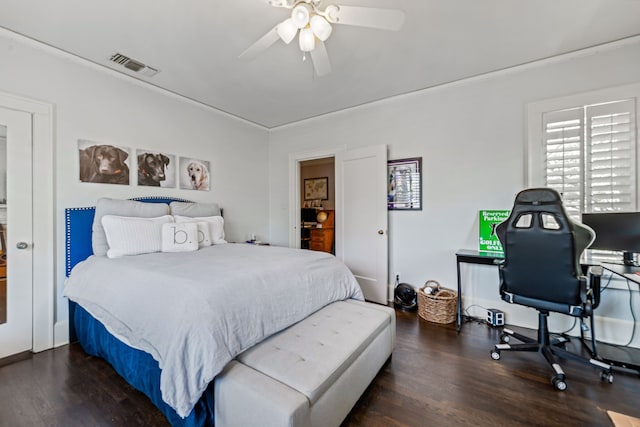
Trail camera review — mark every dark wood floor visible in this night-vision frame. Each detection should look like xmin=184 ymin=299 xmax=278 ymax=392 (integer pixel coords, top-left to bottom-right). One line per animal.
xmin=1 ymin=310 xmax=639 ymax=426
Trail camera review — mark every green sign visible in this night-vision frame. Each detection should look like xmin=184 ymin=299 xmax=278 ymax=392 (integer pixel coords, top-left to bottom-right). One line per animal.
xmin=479 ymin=210 xmax=510 ymax=253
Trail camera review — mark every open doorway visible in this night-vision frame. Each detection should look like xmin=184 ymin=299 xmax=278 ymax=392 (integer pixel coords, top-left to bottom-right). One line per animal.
xmin=299 ymin=157 xmax=335 ymax=254
xmin=289 ymin=145 xmax=388 ymax=303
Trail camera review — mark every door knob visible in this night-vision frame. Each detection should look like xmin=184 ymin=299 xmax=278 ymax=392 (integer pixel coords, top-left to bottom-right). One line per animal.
xmin=378 ymin=230 xmax=384 ymax=235
xmin=16 ymin=242 xmax=29 ymax=250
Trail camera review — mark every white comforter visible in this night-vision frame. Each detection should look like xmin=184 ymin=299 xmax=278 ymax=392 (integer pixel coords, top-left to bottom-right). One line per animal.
xmin=64 ymin=243 xmax=363 ymax=418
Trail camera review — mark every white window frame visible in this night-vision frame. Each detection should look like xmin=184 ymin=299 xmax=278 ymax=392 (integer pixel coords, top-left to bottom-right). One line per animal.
xmin=527 ymin=82 xmax=640 ymax=202
xmin=526 ymin=83 xmax=640 ymax=267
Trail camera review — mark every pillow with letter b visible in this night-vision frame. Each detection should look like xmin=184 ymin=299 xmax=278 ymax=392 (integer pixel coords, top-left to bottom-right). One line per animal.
xmin=174 ymin=215 xmax=227 ymax=244
xmin=162 ymin=222 xmax=199 ymax=253
xmin=194 ymin=222 xmax=212 ymax=248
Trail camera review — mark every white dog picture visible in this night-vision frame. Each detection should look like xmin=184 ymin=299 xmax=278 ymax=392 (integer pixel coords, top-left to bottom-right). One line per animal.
xmin=179 ymin=157 xmax=210 ymax=191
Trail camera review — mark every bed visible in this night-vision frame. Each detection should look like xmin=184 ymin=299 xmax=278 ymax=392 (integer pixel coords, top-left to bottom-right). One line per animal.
xmin=63 ymin=197 xmax=369 ymax=426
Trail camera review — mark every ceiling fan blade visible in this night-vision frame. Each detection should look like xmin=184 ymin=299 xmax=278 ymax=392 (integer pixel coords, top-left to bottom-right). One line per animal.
xmin=265 ymin=0 xmax=295 ymax=8
xmin=310 ymin=40 xmax=332 ymax=76
xmin=239 ymin=26 xmax=281 ymax=61
xmin=328 ymin=5 xmax=405 ymax=31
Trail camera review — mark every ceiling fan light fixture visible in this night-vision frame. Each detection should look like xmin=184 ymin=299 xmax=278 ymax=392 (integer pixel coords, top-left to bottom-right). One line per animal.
xmin=292 ymin=4 xmax=311 ymax=28
xmin=299 ymin=27 xmax=316 ymax=52
xmin=277 ymin=18 xmax=298 ymax=44
xmin=241 ymin=1 xmax=405 ymax=76
xmin=310 ymin=15 xmax=332 ymax=41
xmin=324 ymin=4 xmax=340 ymax=23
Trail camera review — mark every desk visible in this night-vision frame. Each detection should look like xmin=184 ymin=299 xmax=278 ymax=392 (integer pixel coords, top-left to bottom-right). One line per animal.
xmin=602 ymin=262 xmax=640 ymax=284
xmin=455 ymin=249 xmax=503 ymax=332
xmin=301 ymin=210 xmax=334 ymax=254
xmin=455 ymin=252 xmax=640 ymax=374
xmin=596 ymin=263 xmax=640 ymax=374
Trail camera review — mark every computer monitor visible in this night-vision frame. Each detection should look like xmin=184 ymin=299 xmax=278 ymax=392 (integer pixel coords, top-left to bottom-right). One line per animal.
xmin=301 ymin=208 xmax=317 ymax=223
xmin=581 ymin=212 xmax=640 ymax=265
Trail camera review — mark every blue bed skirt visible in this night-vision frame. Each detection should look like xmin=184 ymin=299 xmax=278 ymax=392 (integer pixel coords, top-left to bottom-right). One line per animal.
xmin=71 ymin=301 xmax=215 ymax=426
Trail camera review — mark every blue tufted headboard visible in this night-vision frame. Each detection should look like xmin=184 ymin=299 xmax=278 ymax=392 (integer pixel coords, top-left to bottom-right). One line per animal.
xmin=64 ymin=197 xmax=193 ymax=276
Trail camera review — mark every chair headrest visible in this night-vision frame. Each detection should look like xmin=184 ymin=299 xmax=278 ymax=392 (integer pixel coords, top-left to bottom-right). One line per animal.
xmin=514 ymin=188 xmax=562 ymax=206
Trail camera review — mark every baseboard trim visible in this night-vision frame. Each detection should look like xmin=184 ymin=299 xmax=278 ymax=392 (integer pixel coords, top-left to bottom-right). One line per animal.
xmin=465 ymin=296 xmax=639 ymax=349
xmin=54 ymin=320 xmax=69 ymax=347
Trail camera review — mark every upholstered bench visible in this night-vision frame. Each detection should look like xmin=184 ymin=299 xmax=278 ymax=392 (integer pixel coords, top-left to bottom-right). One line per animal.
xmin=214 ymin=300 xmax=396 ymax=427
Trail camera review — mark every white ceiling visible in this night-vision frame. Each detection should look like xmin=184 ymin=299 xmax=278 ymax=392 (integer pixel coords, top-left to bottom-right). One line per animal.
xmin=1 ymin=0 xmax=639 ymax=128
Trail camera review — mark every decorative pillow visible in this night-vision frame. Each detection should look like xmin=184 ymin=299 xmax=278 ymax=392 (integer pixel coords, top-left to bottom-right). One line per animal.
xmin=169 ymin=201 xmax=221 ymax=217
xmin=92 ymin=198 xmax=170 ymax=257
xmin=161 ymin=223 xmax=199 ymax=253
xmin=101 ymin=215 xmax=173 ymax=258
xmin=174 ymin=215 xmax=227 ymax=244
xmin=195 ymin=222 xmax=212 ymax=248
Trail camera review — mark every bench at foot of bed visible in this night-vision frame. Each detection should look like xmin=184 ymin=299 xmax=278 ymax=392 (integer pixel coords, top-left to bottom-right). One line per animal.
xmin=214 ymin=300 xmax=395 ymax=427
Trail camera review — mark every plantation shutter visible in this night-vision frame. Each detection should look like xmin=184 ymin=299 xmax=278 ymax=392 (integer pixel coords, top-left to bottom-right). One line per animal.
xmin=543 ymin=108 xmax=584 ymax=219
xmin=535 ymin=91 xmax=638 ymax=263
xmin=585 ymin=99 xmax=636 ymax=213
xmin=543 ymin=99 xmax=637 ymax=219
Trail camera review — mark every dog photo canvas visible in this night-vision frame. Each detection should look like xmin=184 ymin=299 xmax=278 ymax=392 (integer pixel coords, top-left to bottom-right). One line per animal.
xmin=78 ymin=139 xmax=131 ymax=185
xmin=136 ymin=149 xmax=176 ymax=188
xmin=179 ymin=157 xmax=210 ymax=191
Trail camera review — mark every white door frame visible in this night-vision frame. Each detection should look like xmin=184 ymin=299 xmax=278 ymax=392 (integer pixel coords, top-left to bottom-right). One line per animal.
xmin=0 ymin=91 xmax=55 ymax=353
xmin=288 ymin=146 xmax=345 ymax=249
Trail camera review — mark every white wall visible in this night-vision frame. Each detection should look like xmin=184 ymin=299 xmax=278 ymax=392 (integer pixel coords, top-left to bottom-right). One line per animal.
xmin=0 ymin=31 xmax=270 ymax=344
xmin=268 ymin=40 xmax=640 ymax=346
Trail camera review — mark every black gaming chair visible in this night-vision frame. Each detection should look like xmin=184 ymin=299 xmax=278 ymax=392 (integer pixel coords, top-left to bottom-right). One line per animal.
xmin=490 ymin=188 xmax=613 ymax=391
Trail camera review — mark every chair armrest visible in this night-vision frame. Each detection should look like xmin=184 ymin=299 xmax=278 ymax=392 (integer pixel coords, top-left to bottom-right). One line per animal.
xmin=587 ymin=266 xmax=603 ymax=311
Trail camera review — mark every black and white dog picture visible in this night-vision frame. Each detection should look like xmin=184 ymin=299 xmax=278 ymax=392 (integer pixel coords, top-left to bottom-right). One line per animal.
xmin=179 ymin=157 xmax=210 ymax=191
xmin=136 ymin=149 xmax=176 ymax=188
xmin=78 ymin=139 xmax=131 ymax=185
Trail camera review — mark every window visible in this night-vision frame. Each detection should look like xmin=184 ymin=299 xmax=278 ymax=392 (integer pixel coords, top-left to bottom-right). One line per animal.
xmin=528 ymin=84 xmax=640 ymax=262
xmin=542 ymin=99 xmax=637 ymax=219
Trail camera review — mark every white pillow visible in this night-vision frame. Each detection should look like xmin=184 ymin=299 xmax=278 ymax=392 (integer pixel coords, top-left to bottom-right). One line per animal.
xmin=194 ymin=222 xmax=212 ymax=248
xmin=169 ymin=201 xmax=221 ymax=217
xmin=174 ymin=215 xmax=227 ymax=244
xmin=101 ymin=215 xmax=173 ymax=258
xmin=92 ymin=198 xmax=170 ymax=257
xmin=161 ymin=223 xmax=199 ymax=253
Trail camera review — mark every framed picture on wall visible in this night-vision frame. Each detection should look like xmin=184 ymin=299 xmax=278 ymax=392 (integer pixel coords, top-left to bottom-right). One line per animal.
xmin=78 ymin=139 xmax=131 ymax=185
xmin=304 ymin=177 xmax=328 ymax=200
xmin=179 ymin=157 xmax=210 ymax=191
xmin=387 ymin=157 xmax=422 ymax=210
xmin=136 ymin=149 xmax=176 ymax=188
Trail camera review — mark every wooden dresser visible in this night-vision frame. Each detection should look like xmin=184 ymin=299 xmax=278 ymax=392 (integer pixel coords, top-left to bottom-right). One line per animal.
xmin=309 ymin=210 xmax=334 ymax=254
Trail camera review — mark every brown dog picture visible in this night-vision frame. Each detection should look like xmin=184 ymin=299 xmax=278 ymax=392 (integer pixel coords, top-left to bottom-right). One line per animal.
xmin=179 ymin=157 xmax=210 ymax=191
xmin=136 ymin=150 xmax=176 ymax=188
xmin=78 ymin=140 xmax=131 ymax=185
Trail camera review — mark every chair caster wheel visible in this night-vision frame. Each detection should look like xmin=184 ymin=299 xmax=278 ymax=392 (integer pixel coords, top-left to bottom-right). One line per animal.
xmin=600 ymin=371 xmax=614 ymax=384
xmin=490 ymin=350 xmax=501 ymax=360
xmin=551 ymin=375 xmax=567 ymax=391
xmin=500 ymin=333 xmax=510 ymax=343
xmin=553 ymin=336 xmax=568 ymax=349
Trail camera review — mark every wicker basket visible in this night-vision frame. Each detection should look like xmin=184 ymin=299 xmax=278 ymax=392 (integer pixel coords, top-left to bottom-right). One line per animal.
xmin=418 ymin=280 xmax=458 ymax=324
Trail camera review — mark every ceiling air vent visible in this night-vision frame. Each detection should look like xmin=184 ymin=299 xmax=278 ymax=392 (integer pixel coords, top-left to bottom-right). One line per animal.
xmin=108 ymin=53 xmax=159 ymax=77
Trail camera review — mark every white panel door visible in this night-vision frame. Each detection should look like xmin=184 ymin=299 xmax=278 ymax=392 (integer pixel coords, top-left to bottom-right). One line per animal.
xmin=0 ymin=107 xmax=33 ymax=359
xmin=336 ymin=145 xmax=388 ymax=304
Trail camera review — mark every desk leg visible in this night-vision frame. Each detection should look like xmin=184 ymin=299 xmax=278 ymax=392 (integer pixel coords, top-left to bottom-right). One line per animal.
xmin=456 ymin=258 xmax=462 ymax=333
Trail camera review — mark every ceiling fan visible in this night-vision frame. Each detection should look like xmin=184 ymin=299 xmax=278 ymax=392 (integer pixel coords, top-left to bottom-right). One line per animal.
xmin=239 ymin=0 xmax=405 ymax=76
